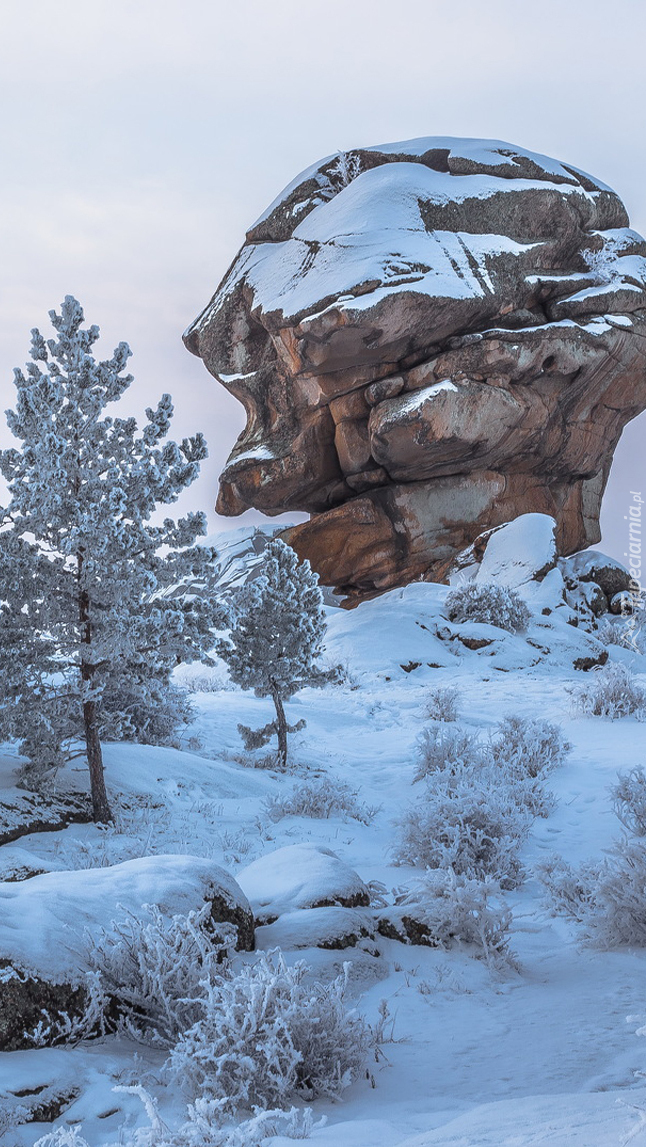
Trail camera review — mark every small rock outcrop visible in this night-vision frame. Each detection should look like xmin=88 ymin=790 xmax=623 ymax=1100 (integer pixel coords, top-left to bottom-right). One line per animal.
xmin=185 ymin=136 xmax=646 ymax=600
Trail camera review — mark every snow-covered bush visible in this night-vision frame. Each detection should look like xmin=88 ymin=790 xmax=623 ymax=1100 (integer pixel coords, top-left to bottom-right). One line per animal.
xmin=413 ymin=715 xmax=564 ymax=818
xmin=535 ymin=854 xmax=602 ymax=925
xmin=490 ymin=716 xmax=571 ymax=779
xmin=612 ymin=766 xmax=646 ymax=837
xmin=395 ymin=870 xmax=513 ymax=966
xmin=486 ymin=715 xmax=568 ymax=818
xmin=445 ymin=582 xmax=531 ymax=633
xmin=425 ymin=685 xmax=459 ymax=722
xmin=34 ymin=1090 xmax=323 ymax=1147
xmin=89 ymin=903 xmax=237 ymax=1045
xmin=166 ymin=952 xmax=371 ymax=1110
xmin=394 ymin=769 xmax=530 ymax=888
xmin=264 ymin=777 xmax=378 ymax=825
xmin=537 ymin=842 xmax=646 ymax=947
xmin=176 ymin=665 xmax=234 ymax=694
xmin=84 ymin=906 xmax=369 ymax=1115
xmin=595 ymin=617 xmax=644 ymax=651
xmin=570 ymin=662 xmax=646 ymax=719
xmin=413 ymin=724 xmax=483 ymax=783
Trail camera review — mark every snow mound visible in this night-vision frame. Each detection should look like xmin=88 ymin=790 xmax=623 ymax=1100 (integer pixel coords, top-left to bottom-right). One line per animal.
xmin=0 ymin=854 xmax=253 ymax=982
xmin=393 ymin=1088 xmax=646 ymax=1146
xmin=255 ymin=906 xmax=375 ymax=951
xmin=236 ymin=843 xmax=370 ymax=923
xmin=475 ymin=514 xmax=557 ymax=588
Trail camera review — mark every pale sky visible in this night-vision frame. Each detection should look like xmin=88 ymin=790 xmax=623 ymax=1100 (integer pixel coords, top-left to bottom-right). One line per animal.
xmin=1 ymin=0 xmax=645 ymax=562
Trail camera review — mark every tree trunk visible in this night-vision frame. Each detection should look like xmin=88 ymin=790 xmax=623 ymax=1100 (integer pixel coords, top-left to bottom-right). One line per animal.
xmin=83 ymin=696 xmax=112 ymax=823
xmin=271 ymin=686 xmax=288 ymax=770
xmin=77 ymin=561 xmax=112 ymax=823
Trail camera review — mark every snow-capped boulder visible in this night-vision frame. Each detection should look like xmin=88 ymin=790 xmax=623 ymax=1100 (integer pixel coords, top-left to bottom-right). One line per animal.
xmin=186 ymin=136 xmax=646 ymax=601
xmin=237 ymin=843 xmax=370 ymax=924
xmin=474 ymin=514 xmax=557 ymax=588
xmin=561 ymin=550 xmax=632 ymax=600
xmin=255 ymin=906 xmax=375 ymax=951
xmin=0 ymin=855 xmax=253 ymax=1051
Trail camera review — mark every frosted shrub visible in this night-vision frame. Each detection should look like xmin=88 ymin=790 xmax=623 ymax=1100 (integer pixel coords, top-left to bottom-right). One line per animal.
xmin=413 ymin=724 xmax=483 ymax=783
xmin=445 ymin=582 xmax=531 ymax=633
xmin=394 ymin=769 xmax=530 ymax=888
xmin=264 ymin=776 xmax=378 ymax=825
xmin=537 ymin=842 xmax=646 ymax=947
xmin=90 ymin=903 xmax=237 ymax=1045
xmin=570 ymin=662 xmax=646 ymax=719
xmin=176 ymin=663 xmax=234 ymax=694
xmin=34 ymin=1131 xmax=90 ymax=1147
xmin=166 ymin=952 xmax=371 ymax=1110
xmin=535 ymin=854 xmax=602 ymax=924
xmin=490 ymin=716 xmax=571 ymax=779
xmin=34 ymin=1089 xmax=323 ymax=1147
xmin=396 ymin=870 xmax=513 ymax=966
xmin=425 ymin=685 xmax=459 ymax=722
xmin=487 ymin=715 xmax=569 ymax=818
xmin=613 ymin=766 xmax=646 ymax=836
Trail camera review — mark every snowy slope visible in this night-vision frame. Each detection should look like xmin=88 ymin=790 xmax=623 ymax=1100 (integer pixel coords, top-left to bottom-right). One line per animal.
xmin=1 ymin=532 xmax=646 ymax=1146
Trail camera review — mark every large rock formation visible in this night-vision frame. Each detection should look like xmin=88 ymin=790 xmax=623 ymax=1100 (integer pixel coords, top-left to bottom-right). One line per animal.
xmin=184 ymin=137 xmax=646 ymax=600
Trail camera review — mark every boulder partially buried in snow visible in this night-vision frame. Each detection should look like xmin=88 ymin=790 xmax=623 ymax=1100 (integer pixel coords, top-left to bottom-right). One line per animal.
xmin=255 ymin=906 xmax=375 ymax=951
xmin=0 ymin=855 xmax=254 ymax=1051
xmin=185 ymin=136 xmax=646 ymax=600
xmin=561 ymin=550 xmax=633 ymax=600
xmin=237 ymin=843 xmax=370 ymax=924
xmin=474 ymin=514 xmax=557 ymax=588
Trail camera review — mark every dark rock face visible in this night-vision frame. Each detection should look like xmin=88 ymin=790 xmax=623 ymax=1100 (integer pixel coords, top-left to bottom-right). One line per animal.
xmin=185 ymin=137 xmax=646 ymax=599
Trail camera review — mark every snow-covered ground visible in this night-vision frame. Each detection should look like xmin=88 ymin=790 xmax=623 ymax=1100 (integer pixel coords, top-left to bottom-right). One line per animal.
xmin=2 ymin=563 xmax=646 ymax=1146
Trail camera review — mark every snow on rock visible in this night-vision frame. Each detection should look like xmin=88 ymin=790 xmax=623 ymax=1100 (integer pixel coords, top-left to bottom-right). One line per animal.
xmin=561 ymin=549 xmax=633 ymax=599
xmin=0 ymin=855 xmax=253 ymax=985
xmin=323 ymin=572 xmax=607 ymax=678
xmin=236 ymin=843 xmax=370 ymax=924
xmin=324 ymin=582 xmax=457 ymax=681
xmin=0 ymin=751 xmax=91 ymax=847
xmin=474 ymin=514 xmax=557 ymax=588
xmin=0 ymin=855 xmax=255 ymax=1052
xmin=186 ymin=136 xmax=646 ymax=602
xmin=255 ymin=905 xmax=375 ymax=951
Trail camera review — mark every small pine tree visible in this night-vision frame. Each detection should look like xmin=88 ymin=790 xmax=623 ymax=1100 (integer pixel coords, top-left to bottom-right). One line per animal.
xmin=0 ymin=297 xmax=222 ymax=822
xmin=220 ymin=539 xmax=326 ymax=769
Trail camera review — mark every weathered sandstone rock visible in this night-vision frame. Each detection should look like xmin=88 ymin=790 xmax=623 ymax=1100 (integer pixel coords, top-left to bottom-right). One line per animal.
xmin=185 ymin=137 xmax=646 ymax=599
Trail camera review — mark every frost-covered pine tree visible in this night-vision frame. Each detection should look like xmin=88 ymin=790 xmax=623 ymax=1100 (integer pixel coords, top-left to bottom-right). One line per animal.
xmin=0 ymin=297 xmax=222 ymax=822
xmin=220 ymin=539 xmax=326 ymax=769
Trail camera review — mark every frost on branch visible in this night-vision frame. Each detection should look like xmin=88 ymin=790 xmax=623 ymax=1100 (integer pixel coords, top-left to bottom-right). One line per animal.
xmin=89 ymin=903 xmax=238 ymax=1046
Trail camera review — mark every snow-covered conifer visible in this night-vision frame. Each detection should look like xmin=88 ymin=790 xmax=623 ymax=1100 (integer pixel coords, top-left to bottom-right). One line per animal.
xmin=0 ymin=297 xmax=222 ymax=821
xmin=220 ymin=539 xmax=326 ymax=769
